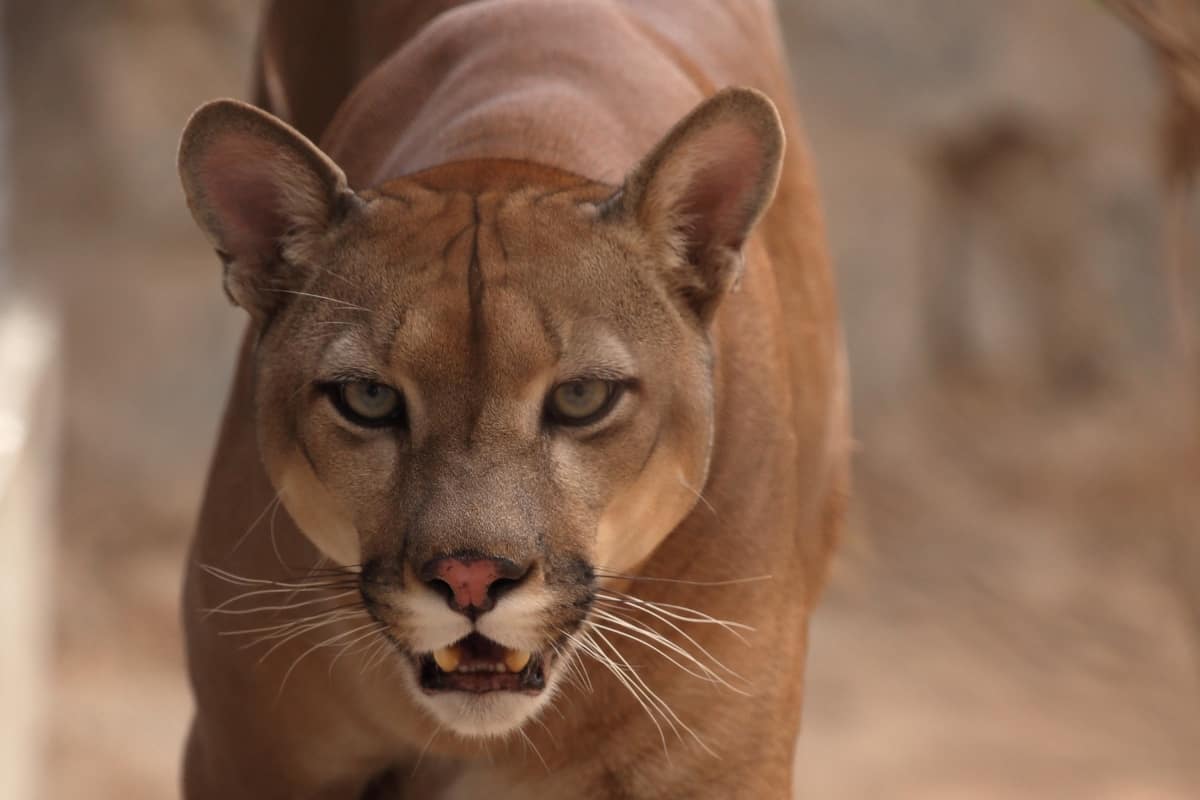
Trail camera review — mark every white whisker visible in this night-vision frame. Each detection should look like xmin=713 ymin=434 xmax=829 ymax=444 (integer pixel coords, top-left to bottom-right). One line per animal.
xmin=587 ymin=609 xmax=749 ymax=694
xmin=197 ymin=562 xmax=360 ymax=589
xmin=262 ymin=288 xmax=372 ymax=313
xmin=328 ymin=623 xmax=389 ymax=676
xmin=528 ymin=710 xmax=558 ymax=746
xmin=361 ymin=636 xmax=396 ymax=676
xmin=596 ymin=592 xmax=755 ymax=638
xmin=587 ymin=631 xmax=687 ymax=753
xmin=313 ymin=265 xmax=367 ymax=291
xmin=203 ymin=589 xmax=359 ymax=618
xmin=552 ymin=640 xmax=594 ymax=694
xmin=277 ymin=620 xmax=381 ymax=698
xmin=592 ymin=569 xmax=772 ymax=588
xmin=516 ymin=728 xmax=550 ymax=772
xmin=217 ymin=604 xmax=361 ymax=637
xmin=230 ymin=494 xmax=282 ymax=554
xmin=676 ymin=473 xmax=718 ymax=517
xmin=593 ymin=599 xmax=750 ymax=676
xmin=409 ymin=723 xmax=444 ymax=779
xmin=586 ymin=627 xmax=716 ymax=759
xmin=242 ymin=609 xmax=364 ymax=653
xmin=570 ymin=629 xmax=673 ymax=759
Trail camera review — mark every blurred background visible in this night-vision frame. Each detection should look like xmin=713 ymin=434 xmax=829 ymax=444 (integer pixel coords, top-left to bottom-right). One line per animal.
xmin=0 ymin=0 xmax=1196 ymax=797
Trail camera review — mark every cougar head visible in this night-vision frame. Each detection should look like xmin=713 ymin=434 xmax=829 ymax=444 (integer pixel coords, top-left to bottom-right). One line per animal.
xmin=178 ymin=88 xmax=783 ymax=736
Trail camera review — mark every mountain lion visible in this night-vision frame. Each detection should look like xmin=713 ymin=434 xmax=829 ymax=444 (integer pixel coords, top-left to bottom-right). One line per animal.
xmin=177 ymin=1 xmax=848 ymax=797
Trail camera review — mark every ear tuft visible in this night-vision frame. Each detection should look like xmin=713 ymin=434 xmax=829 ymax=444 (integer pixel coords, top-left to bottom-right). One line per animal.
xmin=615 ymin=87 xmax=785 ymax=323
xmin=178 ymin=99 xmax=353 ymax=318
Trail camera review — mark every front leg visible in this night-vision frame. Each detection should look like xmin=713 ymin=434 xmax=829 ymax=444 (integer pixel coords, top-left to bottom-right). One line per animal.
xmin=183 ymin=716 xmax=385 ymax=800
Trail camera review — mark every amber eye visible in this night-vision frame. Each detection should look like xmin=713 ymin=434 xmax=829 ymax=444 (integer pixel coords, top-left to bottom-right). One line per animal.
xmin=547 ymin=379 xmax=619 ymax=426
xmin=329 ymin=381 xmax=406 ymax=427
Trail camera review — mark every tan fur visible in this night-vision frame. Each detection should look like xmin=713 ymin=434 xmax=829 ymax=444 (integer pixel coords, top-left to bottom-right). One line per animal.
xmin=179 ymin=2 xmax=848 ymax=797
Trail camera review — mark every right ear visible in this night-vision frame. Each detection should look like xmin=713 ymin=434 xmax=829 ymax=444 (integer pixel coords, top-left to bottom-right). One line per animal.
xmin=178 ymin=99 xmax=355 ymax=319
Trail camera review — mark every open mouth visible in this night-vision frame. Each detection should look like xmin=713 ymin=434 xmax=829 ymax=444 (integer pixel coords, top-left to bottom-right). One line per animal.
xmin=417 ymin=633 xmax=549 ymax=694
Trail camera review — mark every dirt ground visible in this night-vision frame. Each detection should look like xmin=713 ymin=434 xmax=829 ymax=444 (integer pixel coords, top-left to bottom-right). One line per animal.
xmin=5 ymin=1 xmax=1198 ymax=797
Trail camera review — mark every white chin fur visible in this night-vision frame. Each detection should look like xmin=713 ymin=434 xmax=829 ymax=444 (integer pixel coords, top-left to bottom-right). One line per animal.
xmin=403 ymin=666 xmax=560 ymax=738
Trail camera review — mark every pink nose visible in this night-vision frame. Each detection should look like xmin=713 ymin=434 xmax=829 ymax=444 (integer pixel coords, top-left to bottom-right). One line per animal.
xmin=421 ymin=556 xmax=527 ymax=615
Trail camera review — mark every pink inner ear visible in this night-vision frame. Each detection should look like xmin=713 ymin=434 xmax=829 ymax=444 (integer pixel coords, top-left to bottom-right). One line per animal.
xmin=200 ymin=135 xmax=292 ymax=260
xmin=672 ymin=123 xmax=767 ymax=257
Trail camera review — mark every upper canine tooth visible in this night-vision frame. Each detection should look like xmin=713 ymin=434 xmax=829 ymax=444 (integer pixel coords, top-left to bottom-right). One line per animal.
xmin=432 ymin=645 xmax=462 ymax=672
xmin=504 ymin=649 xmax=532 ymax=673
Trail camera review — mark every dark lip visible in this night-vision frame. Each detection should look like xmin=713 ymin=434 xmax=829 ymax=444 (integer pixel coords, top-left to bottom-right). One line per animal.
xmin=415 ymin=632 xmax=550 ymax=695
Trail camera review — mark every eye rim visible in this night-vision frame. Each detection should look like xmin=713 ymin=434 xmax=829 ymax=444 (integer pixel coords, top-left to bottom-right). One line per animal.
xmin=545 ymin=378 xmax=625 ymax=427
xmin=322 ymin=380 xmax=407 ymax=429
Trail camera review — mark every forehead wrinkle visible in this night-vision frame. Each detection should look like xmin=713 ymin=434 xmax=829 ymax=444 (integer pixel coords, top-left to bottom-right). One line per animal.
xmin=478 ymin=191 xmax=512 ymax=280
xmin=410 ymin=191 xmax=474 ymax=284
xmin=532 ymin=301 xmax=564 ymax=360
xmin=440 ymin=222 xmax=474 ymax=268
xmin=463 ymin=193 xmax=489 ymax=445
xmin=390 ymin=191 xmax=476 ymax=391
xmin=462 ymin=191 xmax=526 ymax=441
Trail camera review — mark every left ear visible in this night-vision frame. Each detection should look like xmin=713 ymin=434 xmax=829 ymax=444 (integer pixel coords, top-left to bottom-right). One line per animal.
xmin=610 ymin=87 xmax=785 ymax=323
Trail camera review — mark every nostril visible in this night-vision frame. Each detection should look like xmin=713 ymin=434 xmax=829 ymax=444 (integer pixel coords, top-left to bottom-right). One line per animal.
xmin=425 ymin=575 xmax=455 ymax=606
xmin=419 ymin=555 xmax=530 ymax=616
xmin=487 ymin=575 xmax=523 ymax=603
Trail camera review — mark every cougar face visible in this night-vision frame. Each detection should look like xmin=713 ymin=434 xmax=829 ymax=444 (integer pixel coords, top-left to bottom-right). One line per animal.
xmin=179 ymin=90 xmax=782 ymax=735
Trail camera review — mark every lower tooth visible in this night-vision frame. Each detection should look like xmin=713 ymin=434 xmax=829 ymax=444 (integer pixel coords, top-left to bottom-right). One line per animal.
xmin=432 ymin=645 xmax=462 ymax=672
xmin=504 ymin=649 xmax=532 ymax=672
